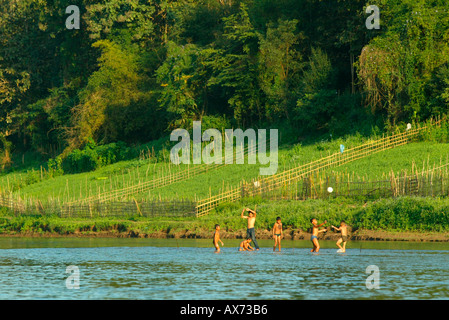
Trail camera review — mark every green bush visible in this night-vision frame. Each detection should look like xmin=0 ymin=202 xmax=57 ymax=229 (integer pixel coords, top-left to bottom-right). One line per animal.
xmin=416 ymin=118 xmax=449 ymax=143
xmin=47 ymin=156 xmax=64 ymax=177
xmin=59 ymin=141 xmax=133 ymax=174
xmin=24 ymin=169 xmax=41 ymax=185
xmin=62 ymin=148 xmax=99 ymax=173
xmin=207 ymin=197 xmax=449 ymax=233
xmin=95 ymin=141 xmax=133 ymax=166
xmin=353 ymin=197 xmax=449 ymax=232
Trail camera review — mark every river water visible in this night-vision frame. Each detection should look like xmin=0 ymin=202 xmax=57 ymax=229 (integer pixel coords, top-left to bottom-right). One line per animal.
xmin=0 ymin=238 xmax=448 ymax=300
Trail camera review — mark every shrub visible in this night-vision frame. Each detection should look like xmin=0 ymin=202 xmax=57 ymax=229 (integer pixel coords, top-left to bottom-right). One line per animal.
xmin=59 ymin=141 xmax=132 ymax=174
xmin=47 ymin=156 xmax=64 ymax=177
xmin=95 ymin=141 xmax=132 ymax=166
xmin=62 ymin=148 xmax=99 ymax=173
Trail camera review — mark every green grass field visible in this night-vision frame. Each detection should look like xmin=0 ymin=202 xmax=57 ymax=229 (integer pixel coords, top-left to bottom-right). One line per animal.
xmin=0 ymin=132 xmax=372 ymax=202
xmin=2 ymin=135 xmax=449 ymax=204
xmin=329 ymin=141 xmax=449 ymax=179
xmin=1 ymin=124 xmax=449 ymax=237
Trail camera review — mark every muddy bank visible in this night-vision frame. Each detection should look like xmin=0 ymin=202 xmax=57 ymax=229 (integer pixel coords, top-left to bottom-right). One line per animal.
xmin=2 ymin=228 xmax=449 ymax=242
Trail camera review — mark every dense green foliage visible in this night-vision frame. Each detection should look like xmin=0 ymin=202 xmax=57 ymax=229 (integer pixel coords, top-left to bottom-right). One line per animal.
xmin=60 ymin=140 xmax=134 ymax=173
xmin=211 ymin=197 xmax=449 ymax=233
xmin=1 ymin=0 xmax=449 ymax=173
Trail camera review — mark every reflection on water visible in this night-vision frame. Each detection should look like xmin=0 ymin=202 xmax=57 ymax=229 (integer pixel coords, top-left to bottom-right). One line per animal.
xmin=0 ymin=238 xmax=448 ymax=299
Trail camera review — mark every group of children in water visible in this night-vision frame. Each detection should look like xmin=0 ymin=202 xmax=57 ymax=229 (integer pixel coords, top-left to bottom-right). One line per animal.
xmin=213 ymin=207 xmax=348 ymax=253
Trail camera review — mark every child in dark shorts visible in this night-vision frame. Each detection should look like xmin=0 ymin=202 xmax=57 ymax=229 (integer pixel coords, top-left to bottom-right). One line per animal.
xmin=272 ymin=217 xmax=283 ymax=252
xmin=331 ymin=221 xmax=348 ymax=253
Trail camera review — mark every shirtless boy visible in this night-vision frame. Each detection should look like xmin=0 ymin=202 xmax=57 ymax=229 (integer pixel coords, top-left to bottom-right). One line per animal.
xmin=310 ymin=218 xmax=327 ymax=253
xmin=272 ymin=217 xmax=283 ymax=252
xmin=331 ymin=221 xmax=348 ymax=253
xmin=239 ymin=239 xmax=254 ymax=251
xmin=241 ymin=207 xmax=259 ymax=250
xmin=213 ymin=224 xmax=224 ymax=252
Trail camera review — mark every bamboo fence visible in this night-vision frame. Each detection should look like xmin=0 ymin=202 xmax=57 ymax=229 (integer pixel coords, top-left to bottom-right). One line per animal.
xmin=195 ymin=119 xmax=444 ymax=217
xmin=0 ymin=194 xmax=196 ymax=218
xmin=256 ymin=161 xmax=449 ymax=201
xmin=2 ymin=165 xmax=447 ymax=218
xmin=0 ymin=118 xmax=446 ymax=218
xmin=66 ymin=135 xmax=266 ymax=204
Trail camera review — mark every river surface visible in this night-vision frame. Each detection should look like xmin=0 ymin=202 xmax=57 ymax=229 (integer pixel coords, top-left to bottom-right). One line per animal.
xmin=0 ymin=238 xmax=448 ymax=300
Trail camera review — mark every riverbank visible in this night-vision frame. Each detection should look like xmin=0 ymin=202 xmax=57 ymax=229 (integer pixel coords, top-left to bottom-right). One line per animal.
xmin=2 ymin=196 xmax=449 ymax=241
xmin=2 ymin=228 xmax=449 ymax=242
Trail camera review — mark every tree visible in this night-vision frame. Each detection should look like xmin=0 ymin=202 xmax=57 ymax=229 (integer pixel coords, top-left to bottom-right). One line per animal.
xmin=207 ymin=3 xmax=262 ymax=126
xmin=358 ymin=36 xmax=404 ymax=123
xmin=295 ymin=47 xmax=337 ymax=133
xmin=70 ymin=40 xmax=155 ymax=148
xmin=156 ymin=42 xmax=204 ymax=128
xmin=358 ymin=0 xmax=449 ymax=124
xmin=84 ymin=0 xmax=155 ymax=42
xmin=258 ymin=19 xmax=302 ymax=120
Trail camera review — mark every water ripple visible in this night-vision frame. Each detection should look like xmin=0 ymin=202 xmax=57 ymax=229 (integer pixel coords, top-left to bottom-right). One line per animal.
xmin=0 ymin=243 xmax=449 ymax=299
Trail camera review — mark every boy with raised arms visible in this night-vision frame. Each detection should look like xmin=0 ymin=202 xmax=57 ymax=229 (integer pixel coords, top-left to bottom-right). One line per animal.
xmin=332 ymin=221 xmax=348 ymax=253
xmin=310 ymin=218 xmax=327 ymax=253
xmin=241 ymin=207 xmax=259 ymax=250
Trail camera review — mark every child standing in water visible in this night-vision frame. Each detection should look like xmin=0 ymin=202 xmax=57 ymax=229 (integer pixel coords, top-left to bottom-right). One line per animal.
xmin=272 ymin=217 xmax=283 ymax=252
xmin=310 ymin=218 xmax=327 ymax=253
xmin=241 ymin=207 xmax=259 ymax=250
xmin=213 ymin=224 xmax=224 ymax=253
xmin=332 ymin=221 xmax=348 ymax=253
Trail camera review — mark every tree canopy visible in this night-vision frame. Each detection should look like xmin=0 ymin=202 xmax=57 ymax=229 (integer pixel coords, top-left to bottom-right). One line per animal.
xmin=1 ymin=0 xmax=448 ymax=168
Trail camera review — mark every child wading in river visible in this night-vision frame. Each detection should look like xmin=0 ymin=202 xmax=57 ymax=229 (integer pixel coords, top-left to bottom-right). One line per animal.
xmin=272 ymin=217 xmax=283 ymax=252
xmin=241 ymin=207 xmax=259 ymax=250
xmin=213 ymin=224 xmax=224 ymax=253
xmin=310 ymin=218 xmax=327 ymax=253
xmin=331 ymin=221 xmax=348 ymax=253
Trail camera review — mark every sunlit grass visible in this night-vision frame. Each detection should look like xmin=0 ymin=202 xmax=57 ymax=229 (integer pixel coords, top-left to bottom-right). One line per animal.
xmin=1 ymin=132 xmax=448 ymax=204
